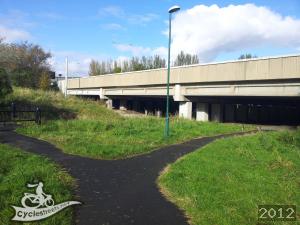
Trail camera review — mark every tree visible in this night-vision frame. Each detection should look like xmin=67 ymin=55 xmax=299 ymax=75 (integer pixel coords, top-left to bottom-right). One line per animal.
xmin=174 ymin=51 xmax=199 ymax=66
xmin=131 ymin=57 xmax=144 ymax=71
xmin=113 ymin=60 xmax=122 ymax=73
xmin=0 ymin=40 xmax=52 ymax=88
xmin=238 ymin=54 xmax=257 ymax=60
xmin=10 ymin=68 xmax=34 ymax=88
xmin=122 ymin=60 xmax=129 ymax=72
xmin=88 ymin=55 xmax=167 ymax=76
xmin=89 ymin=60 xmax=101 ymax=76
xmin=153 ymin=55 xmax=166 ymax=69
xmin=0 ymin=68 xmax=12 ymax=98
xmin=39 ymin=71 xmax=51 ymax=90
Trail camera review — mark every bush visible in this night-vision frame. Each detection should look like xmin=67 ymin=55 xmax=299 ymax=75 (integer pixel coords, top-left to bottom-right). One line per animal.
xmin=0 ymin=68 xmax=12 ymax=98
xmin=39 ymin=71 xmax=51 ymax=90
xmin=10 ymin=68 xmax=35 ymax=88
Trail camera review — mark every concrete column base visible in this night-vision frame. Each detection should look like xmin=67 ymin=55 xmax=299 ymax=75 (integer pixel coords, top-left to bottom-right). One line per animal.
xmin=106 ymin=99 xmax=113 ymax=109
xmin=119 ymin=99 xmax=127 ymax=111
xmin=196 ymin=103 xmax=209 ymax=121
xmin=179 ymin=102 xmax=192 ymax=119
xmin=155 ymin=109 xmax=162 ymax=117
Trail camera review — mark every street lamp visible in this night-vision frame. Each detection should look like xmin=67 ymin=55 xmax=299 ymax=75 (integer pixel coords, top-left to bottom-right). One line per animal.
xmin=165 ymin=5 xmax=180 ymax=137
xmin=65 ymin=57 xmax=68 ymax=97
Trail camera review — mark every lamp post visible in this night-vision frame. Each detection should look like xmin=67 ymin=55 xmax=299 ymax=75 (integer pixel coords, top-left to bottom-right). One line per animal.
xmin=165 ymin=5 xmax=180 ymax=137
xmin=64 ymin=57 xmax=68 ymax=97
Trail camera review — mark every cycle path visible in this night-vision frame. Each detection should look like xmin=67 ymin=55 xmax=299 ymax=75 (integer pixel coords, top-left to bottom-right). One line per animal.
xmin=0 ymin=130 xmax=254 ymax=225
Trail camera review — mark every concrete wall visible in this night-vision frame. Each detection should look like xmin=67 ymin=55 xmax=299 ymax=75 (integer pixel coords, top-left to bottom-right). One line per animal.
xmin=67 ymin=55 xmax=300 ymax=89
xmin=196 ymin=103 xmax=209 ymax=121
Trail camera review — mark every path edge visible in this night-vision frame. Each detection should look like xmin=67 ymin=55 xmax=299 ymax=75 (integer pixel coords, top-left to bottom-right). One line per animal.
xmin=156 ymin=130 xmax=259 ymax=225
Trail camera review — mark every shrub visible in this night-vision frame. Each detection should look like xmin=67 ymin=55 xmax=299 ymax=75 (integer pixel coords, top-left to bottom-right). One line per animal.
xmin=39 ymin=71 xmax=51 ymax=90
xmin=10 ymin=68 xmax=35 ymax=88
xmin=0 ymin=68 xmax=12 ymax=98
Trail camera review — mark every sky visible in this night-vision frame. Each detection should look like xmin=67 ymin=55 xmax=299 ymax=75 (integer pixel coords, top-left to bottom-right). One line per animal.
xmin=1 ymin=0 xmax=300 ymax=76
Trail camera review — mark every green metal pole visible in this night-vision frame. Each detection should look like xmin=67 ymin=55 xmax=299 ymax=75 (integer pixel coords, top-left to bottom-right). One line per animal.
xmin=165 ymin=13 xmax=172 ymax=137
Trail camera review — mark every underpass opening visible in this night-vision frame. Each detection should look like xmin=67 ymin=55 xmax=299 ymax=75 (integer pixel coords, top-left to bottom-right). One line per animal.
xmin=109 ymin=97 xmax=179 ymax=117
xmin=188 ymin=96 xmax=300 ymax=126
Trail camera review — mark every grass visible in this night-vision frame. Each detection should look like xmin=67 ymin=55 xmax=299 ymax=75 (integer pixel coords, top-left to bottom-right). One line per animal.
xmin=158 ymin=130 xmax=300 ymax=225
xmin=0 ymin=143 xmax=76 ymax=225
xmin=5 ymin=87 xmax=254 ymax=159
xmin=3 ymin=87 xmax=117 ymax=121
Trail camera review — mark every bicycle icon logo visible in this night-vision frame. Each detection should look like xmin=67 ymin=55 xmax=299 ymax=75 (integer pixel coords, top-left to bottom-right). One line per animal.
xmin=11 ymin=181 xmax=81 ymax=222
xmin=21 ymin=182 xmax=54 ymax=209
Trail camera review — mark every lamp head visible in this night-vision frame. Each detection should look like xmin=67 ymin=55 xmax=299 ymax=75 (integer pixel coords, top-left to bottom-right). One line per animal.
xmin=168 ymin=5 xmax=180 ymax=13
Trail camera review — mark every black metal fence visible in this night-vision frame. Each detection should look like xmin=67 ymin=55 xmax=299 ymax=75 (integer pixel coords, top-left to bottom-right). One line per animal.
xmin=0 ymin=103 xmax=41 ymax=125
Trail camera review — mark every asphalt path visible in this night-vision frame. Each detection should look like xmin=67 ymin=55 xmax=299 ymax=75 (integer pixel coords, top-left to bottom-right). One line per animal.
xmin=0 ymin=129 xmax=253 ymax=225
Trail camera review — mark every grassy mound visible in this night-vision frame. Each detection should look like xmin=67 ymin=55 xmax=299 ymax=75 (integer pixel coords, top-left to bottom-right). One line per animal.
xmin=158 ymin=130 xmax=300 ymax=225
xmin=4 ymin=87 xmax=118 ymax=121
xmin=8 ymin=88 xmax=253 ymax=159
xmin=0 ymin=144 xmax=75 ymax=225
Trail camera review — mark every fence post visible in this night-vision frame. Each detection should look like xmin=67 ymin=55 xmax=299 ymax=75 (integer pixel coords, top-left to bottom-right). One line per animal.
xmin=35 ymin=107 xmax=41 ymax=125
xmin=11 ymin=102 xmax=16 ymax=119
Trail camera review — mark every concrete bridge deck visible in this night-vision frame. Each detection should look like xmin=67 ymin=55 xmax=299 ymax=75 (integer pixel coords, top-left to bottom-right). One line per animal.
xmin=59 ymin=54 xmax=300 ymax=125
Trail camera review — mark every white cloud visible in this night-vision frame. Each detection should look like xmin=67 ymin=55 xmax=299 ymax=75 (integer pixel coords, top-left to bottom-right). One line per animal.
xmin=152 ymin=47 xmax=168 ymax=57
xmin=101 ymin=23 xmax=125 ymax=30
xmin=168 ymin=4 xmax=300 ymax=62
xmin=36 ymin=12 xmax=64 ymax=20
xmin=114 ymin=43 xmax=167 ymax=57
xmin=0 ymin=10 xmax=37 ymax=30
xmin=128 ymin=13 xmax=159 ymax=25
xmin=99 ymin=5 xmax=158 ymax=25
xmin=0 ymin=25 xmax=31 ymax=42
xmin=0 ymin=10 xmax=34 ymax=42
xmin=114 ymin=44 xmax=151 ymax=56
xmin=100 ymin=5 xmax=125 ymax=18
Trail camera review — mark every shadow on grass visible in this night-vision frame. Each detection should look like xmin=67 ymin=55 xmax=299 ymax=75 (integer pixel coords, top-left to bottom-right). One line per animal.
xmin=9 ymin=99 xmax=77 ymax=121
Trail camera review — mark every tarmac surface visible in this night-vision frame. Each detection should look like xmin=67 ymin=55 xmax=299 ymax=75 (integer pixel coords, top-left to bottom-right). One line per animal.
xmin=0 ymin=129 xmax=253 ymax=225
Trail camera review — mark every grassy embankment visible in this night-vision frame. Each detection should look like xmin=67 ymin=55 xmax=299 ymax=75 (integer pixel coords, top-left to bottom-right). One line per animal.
xmin=158 ymin=130 xmax=300 ymax=225
xmin=0 ymin=144 xmax=75 ymax=225
xmin=6 ymin=87 xmax=253 ymax=159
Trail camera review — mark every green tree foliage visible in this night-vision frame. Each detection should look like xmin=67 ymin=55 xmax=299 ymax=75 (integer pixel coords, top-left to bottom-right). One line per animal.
xmin=10 ymin=68 xmax=34 ymax=87
xmin=88 ymin=55 xmax=166 ymax=75
xmin=0 ymin=68 xmax=12 ymax=98
xmin=174 ymin=51 xmax=199 ymax=66
xmin=89 ymin=60 xmax=101 ymax=76
xmin=113 ymin=67 xmax=122 ymax=73
xmin=131 ymin=57 xmax=145 ymax=71
xmin=113 ymin=61 xmax=121 ymax=73
xmin=39 ymin=71 xmax=51 ymax=90
xmin=0 ymin=39 xmax=52 ymax=88
xmin=238 ymin=53 xmax=257 ymax=60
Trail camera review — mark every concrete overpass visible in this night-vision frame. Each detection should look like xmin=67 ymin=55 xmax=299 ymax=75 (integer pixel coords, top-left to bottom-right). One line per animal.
xmin=60 ymin=54 xmax=300 ymax=125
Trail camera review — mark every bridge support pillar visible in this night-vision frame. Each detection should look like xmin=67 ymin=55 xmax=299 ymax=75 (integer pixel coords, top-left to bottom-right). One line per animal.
xmin=99 ymin=88 xmax=108 ymax=100
xmin=155 ymin=109 xmax=162 ymax=117
xmin=144 ymin=101 xmax=153 ymax=115
xmin=211 ymin=104 xmax=222 ymax=122
xmin=179 ymin=102 xmax=192 ymax=119
xmin=196 ymin=103 xmax=209 ymax=121
xmin=106 ymin=99 xmax=113 ymax=109
xmin=120 ymin=99 xmax=127 ymax=111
